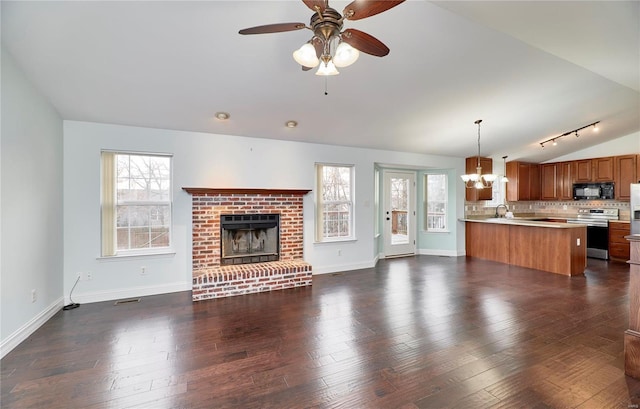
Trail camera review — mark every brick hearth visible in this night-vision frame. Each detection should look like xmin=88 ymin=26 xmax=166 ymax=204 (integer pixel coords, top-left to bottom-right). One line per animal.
xmin=183 ymin=188 xmax=312 ymax=300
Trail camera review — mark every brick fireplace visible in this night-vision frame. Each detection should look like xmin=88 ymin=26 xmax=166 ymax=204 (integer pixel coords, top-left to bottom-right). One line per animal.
xmin=183 ymin=188 xmax=312 ymax=301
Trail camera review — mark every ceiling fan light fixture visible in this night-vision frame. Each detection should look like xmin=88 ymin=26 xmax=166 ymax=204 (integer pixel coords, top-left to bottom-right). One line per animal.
xmin=316 ymin=59 xmax=339 ymax=76
xmin=293 ymin=43 xmax=320 ymax=68
xmin=333 ymin=42 xmax=359 ymax=67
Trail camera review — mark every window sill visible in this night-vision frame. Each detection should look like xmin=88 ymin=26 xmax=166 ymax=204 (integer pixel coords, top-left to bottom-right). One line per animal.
xmin=97 ymin=250 xmax=176 ymax=261
xmin=314 ymin=237 xmax=357 ymax=245
xmin=424 ymin=230 xmax=451 ymax=234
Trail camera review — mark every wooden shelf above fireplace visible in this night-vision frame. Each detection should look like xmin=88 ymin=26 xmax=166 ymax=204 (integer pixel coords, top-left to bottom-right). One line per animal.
xmin=182 ymin=188 xmax=311 ymax=196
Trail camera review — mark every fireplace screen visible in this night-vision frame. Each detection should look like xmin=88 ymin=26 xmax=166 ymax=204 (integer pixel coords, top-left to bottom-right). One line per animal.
xmin=220 ymin=214 xmax=280 ymax=265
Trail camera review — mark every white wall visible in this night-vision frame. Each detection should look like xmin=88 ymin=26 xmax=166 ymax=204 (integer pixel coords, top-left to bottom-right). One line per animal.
xmin=63 ymin=121 xmax=466 ymax=303
xmin=1 ymin=49 xmax=64 ymax=357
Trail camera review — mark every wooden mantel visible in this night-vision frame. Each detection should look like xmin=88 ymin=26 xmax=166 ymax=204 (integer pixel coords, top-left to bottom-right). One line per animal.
xmin=182 ymin=188 xmax=311 ymax=196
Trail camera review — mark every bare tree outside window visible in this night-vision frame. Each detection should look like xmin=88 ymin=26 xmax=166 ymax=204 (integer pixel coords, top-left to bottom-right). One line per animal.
xmin=317 ymin=164 xmax=354 ymax=241
xmin=425 ymin=174 xmax=448 ymax=231
xmin=115 ymin=154 xmax=171 ymax=250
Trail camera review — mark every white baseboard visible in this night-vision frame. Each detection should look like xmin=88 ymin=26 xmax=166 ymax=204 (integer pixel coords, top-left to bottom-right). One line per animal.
xmin=68 ymin=281 xmax=191 ymax=305
xmin=1 ymin=297 xmax=64 ymax=359
xmin=312 ymin=260 xmax=376 ymax=275
xmin=418 ymin=249 xmax=465 ymax=257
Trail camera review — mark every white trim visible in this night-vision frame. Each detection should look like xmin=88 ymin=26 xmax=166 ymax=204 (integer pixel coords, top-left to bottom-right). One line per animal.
xmin=1 ymin=297 xmax=64 ymax=359
xmin=97 ymin=250 xmax=176 ymax=261
xmin=418 ymin=248 xmax=465 ymax=257
xmin=67 ymin=281 xmax=190 ymax=305
xmin=312 ymin=260 xmax=376 ymax=275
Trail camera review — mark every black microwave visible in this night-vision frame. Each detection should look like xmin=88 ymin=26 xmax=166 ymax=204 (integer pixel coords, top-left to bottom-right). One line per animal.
xmin=573 ymin=182 xmax=614 ymax=200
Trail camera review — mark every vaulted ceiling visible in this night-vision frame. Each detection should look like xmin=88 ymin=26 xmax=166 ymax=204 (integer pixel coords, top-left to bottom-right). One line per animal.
xmin=2 ymin=1 xmax=639 ymax=163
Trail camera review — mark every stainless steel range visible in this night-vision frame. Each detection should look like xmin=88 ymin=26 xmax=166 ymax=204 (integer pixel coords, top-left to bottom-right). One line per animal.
xmin=567 ymin=208 xmax=619 ymax=259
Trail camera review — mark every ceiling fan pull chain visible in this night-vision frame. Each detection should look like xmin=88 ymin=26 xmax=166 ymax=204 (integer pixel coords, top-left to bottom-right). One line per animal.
xmin=324 ymin=77 xmax=328 ymax=95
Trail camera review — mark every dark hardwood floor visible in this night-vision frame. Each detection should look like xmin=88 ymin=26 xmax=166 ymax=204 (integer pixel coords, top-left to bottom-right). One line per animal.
xmin=2 ymin=255 xmax=639 ymax=408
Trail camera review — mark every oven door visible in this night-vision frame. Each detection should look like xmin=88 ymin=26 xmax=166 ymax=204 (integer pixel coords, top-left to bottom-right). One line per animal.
xmin=586 ymin=225 xmax=609 ymax=259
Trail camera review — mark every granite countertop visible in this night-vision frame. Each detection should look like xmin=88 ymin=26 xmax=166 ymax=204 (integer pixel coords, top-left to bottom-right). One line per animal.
xmin=460 ymin=217 xmax=584 ymax=229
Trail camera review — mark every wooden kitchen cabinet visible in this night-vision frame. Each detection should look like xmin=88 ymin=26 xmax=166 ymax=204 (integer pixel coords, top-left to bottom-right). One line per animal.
xmin=540 ymin=163 xmax=557 ymax=200
xmin=574 ymin=159 xmax=592 ymax=182
xmin=609 ymin=221 xmax=630 ymax=261
xmin=624 ymin=235 xmax=640 ymax=379
xmin=615 ymin=154 xmax=638 ymax=200
xmin=506 ymin=161 xmax=540 ymax=201
xmin=558 ymin=161 xmax=573 ymax=200
xmin=465 ymin=157 xmax=493 ymax=201
xmin=593 ymin=156 xmax=614 ymax=181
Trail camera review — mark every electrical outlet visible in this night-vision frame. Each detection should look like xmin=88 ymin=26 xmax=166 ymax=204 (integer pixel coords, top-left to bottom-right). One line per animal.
xmin=86 ymin=272 xmax=92 ymax=281
xmin=577 ymin=238 xmax=581 ymax=246
xmin=31 ymin=289 xmax=37 ymax=303
xmin=141 ymin=266 xmax=147 ymax=275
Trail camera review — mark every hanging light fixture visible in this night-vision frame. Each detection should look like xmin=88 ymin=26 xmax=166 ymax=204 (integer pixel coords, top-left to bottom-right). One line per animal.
xmin=461 ymin=119 xmax=497 ymax=189
xmin=501 ymin=155 xmax=509 ymax=183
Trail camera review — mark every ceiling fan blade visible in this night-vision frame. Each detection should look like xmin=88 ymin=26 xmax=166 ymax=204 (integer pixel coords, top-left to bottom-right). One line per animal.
xmin=343 ymin=0 xmax=405 ymax=21
xmin=301 ymin=0 xmax=326 ymax=13
xmin=302 ymin=66 xmax=313 ymax=71
xmin=341 ymin=28 xmax=389 ymax=57
xmin=239 ymin=22 xmax=306 ymax=35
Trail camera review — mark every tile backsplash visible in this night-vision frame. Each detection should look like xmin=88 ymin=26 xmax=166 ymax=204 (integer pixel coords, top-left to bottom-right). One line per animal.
xmin=465 ymin=200 xmax=631 ymax=221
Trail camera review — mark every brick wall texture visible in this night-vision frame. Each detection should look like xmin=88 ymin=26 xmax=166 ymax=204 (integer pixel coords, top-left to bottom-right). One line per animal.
xmin=189 ymin=191 xmax=311 ymax=300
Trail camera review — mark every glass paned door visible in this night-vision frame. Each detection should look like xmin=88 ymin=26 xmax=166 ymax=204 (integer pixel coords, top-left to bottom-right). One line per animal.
xmin=383 ymin=171 xmax=416 ymax=257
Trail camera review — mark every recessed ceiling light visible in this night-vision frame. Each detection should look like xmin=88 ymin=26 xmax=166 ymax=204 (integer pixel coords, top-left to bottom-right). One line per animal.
xmin=214 ymin=112 xmax=230 ymax=120
xmin=285 ymin=120 xmax=298 ymax=128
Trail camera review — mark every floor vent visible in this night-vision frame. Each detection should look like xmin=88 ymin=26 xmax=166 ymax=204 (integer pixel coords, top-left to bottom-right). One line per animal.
xmin=114 ymin=298 xmax=141 ymax=305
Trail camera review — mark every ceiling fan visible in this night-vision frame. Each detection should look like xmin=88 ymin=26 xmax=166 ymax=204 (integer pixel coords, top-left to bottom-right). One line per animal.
xmin=239 ymin=0 xmax=405 ymax=75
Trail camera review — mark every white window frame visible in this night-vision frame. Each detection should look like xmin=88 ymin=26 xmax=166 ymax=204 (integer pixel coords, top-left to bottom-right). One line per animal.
xmin=101 ymin=151 xmax=173 ymax=257
xmin=424 ymin=173 xmax=449 ymax=232
xmin=315 ymin=163 xmax=355 ymax=242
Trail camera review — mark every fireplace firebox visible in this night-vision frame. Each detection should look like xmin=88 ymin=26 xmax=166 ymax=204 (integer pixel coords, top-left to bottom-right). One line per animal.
xmin=220 ymin=214 xmax=280 ymax=265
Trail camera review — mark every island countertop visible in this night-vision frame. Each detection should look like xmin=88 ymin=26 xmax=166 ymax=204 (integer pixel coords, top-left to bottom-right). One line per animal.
xmin=462 ymin=217 xmax=586 ymax=276
xmin=459 ymin=217 xmax=584 ymax=229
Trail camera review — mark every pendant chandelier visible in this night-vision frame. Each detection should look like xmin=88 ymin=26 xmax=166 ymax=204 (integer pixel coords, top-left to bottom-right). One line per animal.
xmin=461 ymin=119 xmax=497 ymax=189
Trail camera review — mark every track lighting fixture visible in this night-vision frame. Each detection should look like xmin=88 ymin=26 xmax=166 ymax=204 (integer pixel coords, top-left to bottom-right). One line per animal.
xmin=539 ymin=121 xmax=600 ymax=148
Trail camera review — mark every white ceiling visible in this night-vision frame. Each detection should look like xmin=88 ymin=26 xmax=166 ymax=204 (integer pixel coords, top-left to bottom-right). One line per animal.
xmin=2 ymin=1 xmax=639 ymax=163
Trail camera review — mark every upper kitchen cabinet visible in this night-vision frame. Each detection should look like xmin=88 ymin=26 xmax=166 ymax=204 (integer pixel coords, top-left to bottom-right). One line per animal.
xmin=506 ymin=161 xmax=540 ymax=201
xmin=465 ymin=157 xmax=493 ymax=201
xmin=574 ymin=159 xmax=592 ymax=182
xmin=593 ymin=157 xmax=614 ymax=182
xmin=615 ymin=154 xmax=638 ymax=201
xmin=557 ymin=162 xmax=573 ymax=200
xmin=540 ymin=162 xmax=571 ymax=201
xmin=540 ymin=163 xmax=557 ymax=200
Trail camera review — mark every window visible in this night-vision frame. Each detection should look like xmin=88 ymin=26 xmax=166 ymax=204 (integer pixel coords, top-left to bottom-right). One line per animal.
xmin=316 ymin=164 xmax=354 ymax=241
xmin=101 ymin=152 xmax=172 ymax=256
xmin=424 ymin=174 xmax=448 ymax=232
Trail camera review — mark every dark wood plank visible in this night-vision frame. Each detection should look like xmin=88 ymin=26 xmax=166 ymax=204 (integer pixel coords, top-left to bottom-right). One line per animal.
xmin=1 ymin=256 xmax=639 ymax=408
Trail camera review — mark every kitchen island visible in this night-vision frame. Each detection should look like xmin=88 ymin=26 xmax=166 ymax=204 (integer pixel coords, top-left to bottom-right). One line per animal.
xmin=462 ymin=218 xmax=587 ymax=276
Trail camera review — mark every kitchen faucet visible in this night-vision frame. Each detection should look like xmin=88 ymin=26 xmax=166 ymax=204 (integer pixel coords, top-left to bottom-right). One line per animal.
xmin=495 ymin=204 xmax=508 ymax=218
